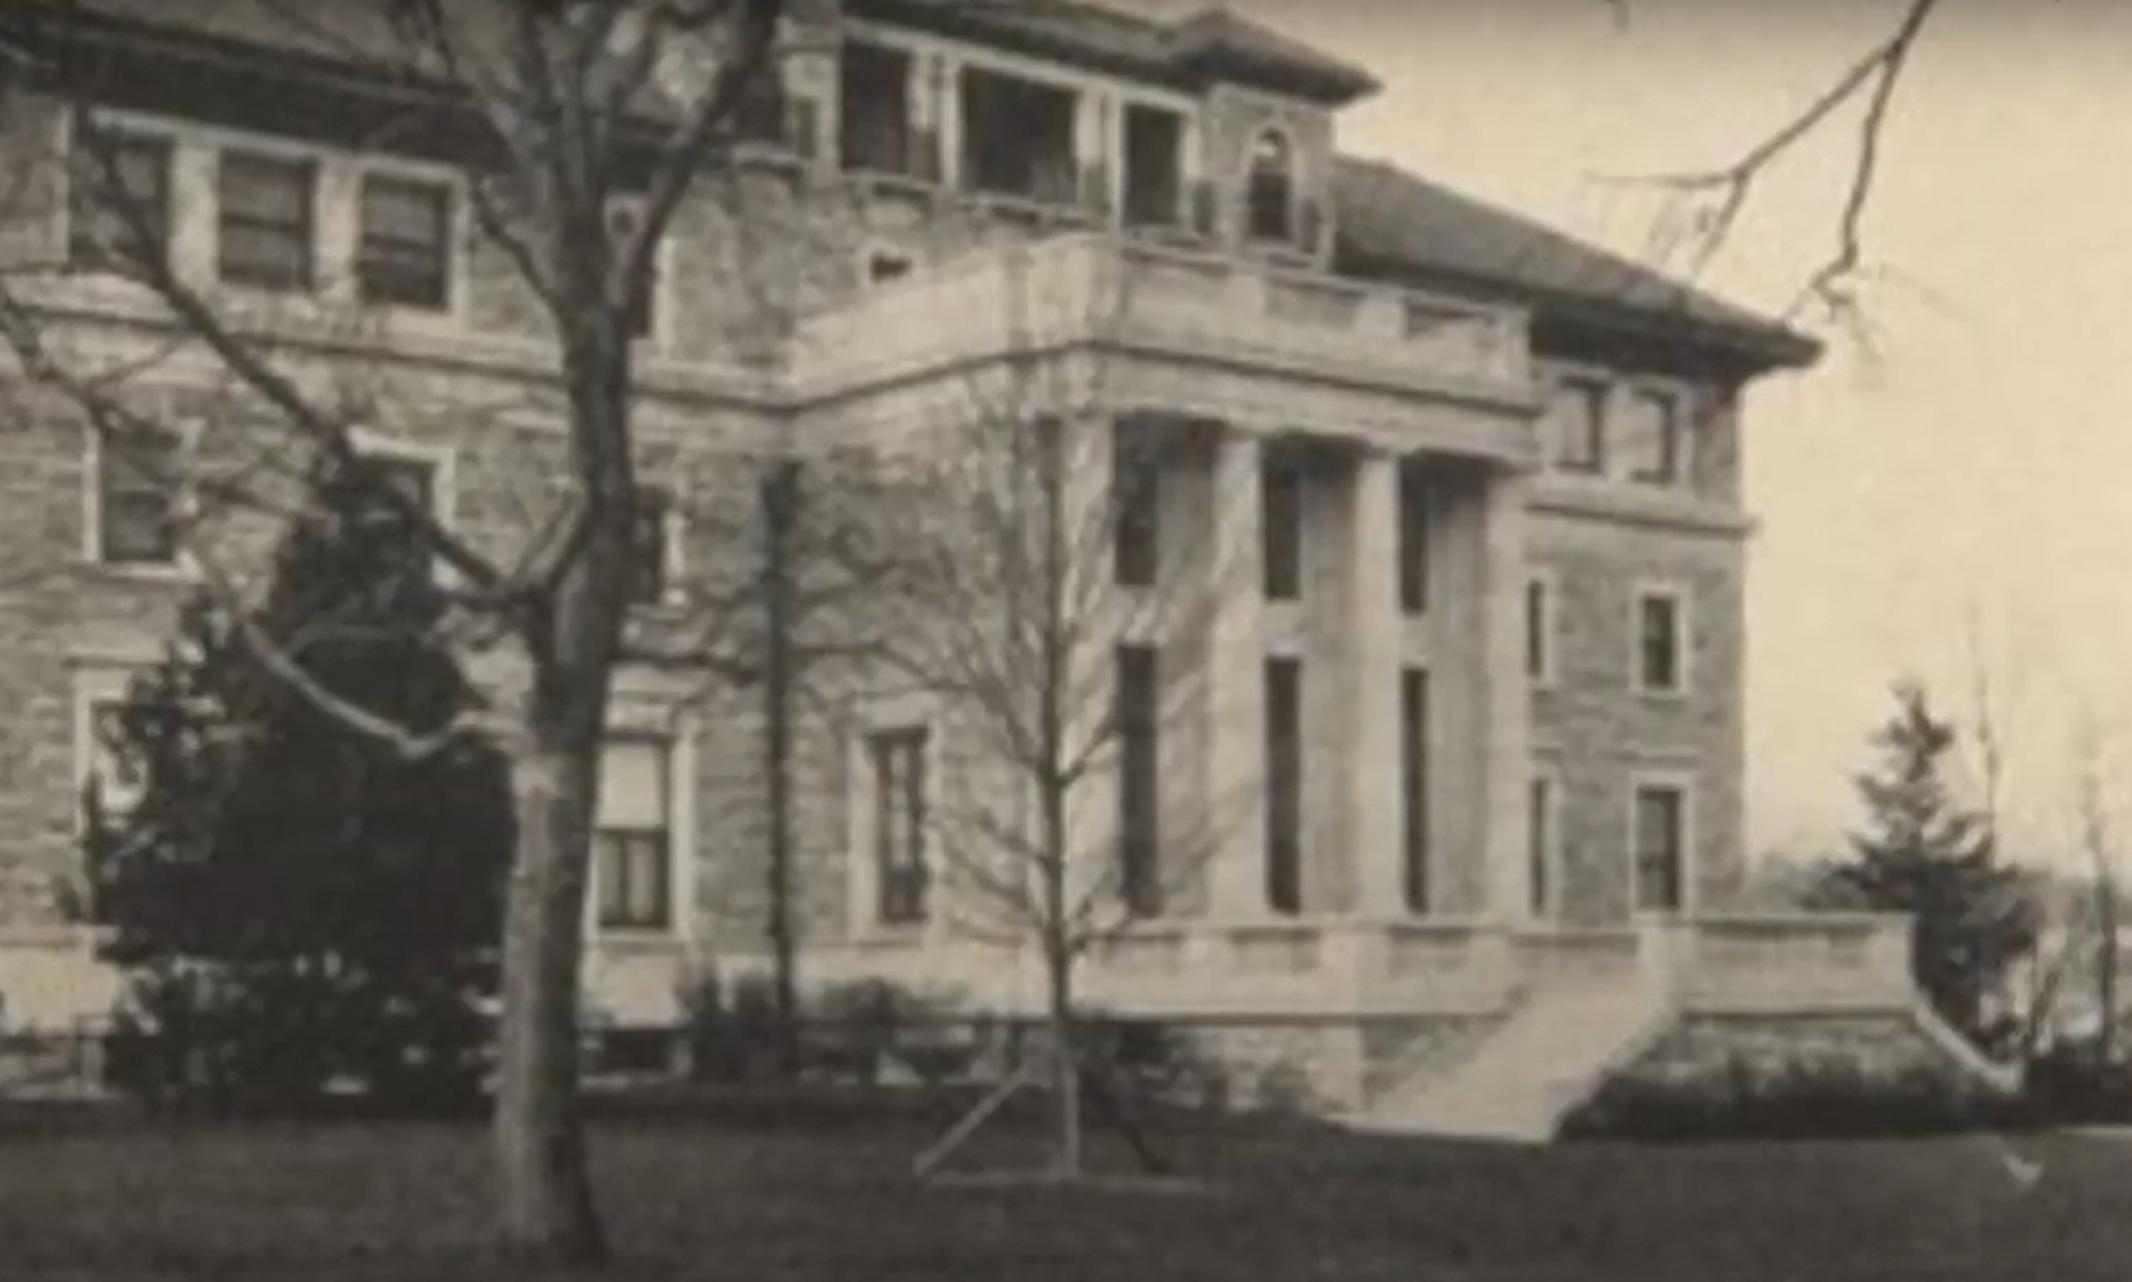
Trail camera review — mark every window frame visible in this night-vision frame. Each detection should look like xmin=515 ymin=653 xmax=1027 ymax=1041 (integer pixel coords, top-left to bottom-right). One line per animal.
xmin=83 ymin=422 xmax=198 ymax=576
xmin=73 ymin=665 xmax=148 ymax=836
xmin=346 ymin=428 xmax=457 ymax=587
xmin=1622 ymin=382 xmax=1685 ymax=486
xmin=1631 ymin=581 xmax=1690 ymax=697
xmin=604 ymin=196 xmax=670 ymax=347
xmin=1401 ymin=666 xmax=1430 ymax=916
xmin=1264 ymin=655 xmax=1304 ymax=916
xmin=1529 ymin=767 xmax=1560 ymax=920
xmin=1397 ymin=456 xmax=1429 ymax=617
xmin=353 ymin=167 xmax=457 ymax=313
xmin=1260 ymin=446 xmax=1304 ymax=602
xmin=215 ymin=145 xmax=319 ymax=293
xmin=1245 ymin=125 xmax=1297 ymax=245
xmin=1115 ymin=643 xmax=1163 ymax=918
xmin=1525 ymin=568 xmax=1558 ymax=688
xmin=1112 ymin=422 xmax=1161 ymax=590
xmin=867 ymin=724 xmax=932 ymax=928
xmin=1628 ymin=774 xmax=1694 ymax=917
xmin=1548 ymin=374 xmax=1609 ymax=476
xmin=63 ymin=117 xmax=175 ymax=278
xmin=592 ymin=735 xmax=679 ymax=935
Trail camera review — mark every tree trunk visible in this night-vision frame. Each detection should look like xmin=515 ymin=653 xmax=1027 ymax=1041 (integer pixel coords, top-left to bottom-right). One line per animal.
xmin=1046 ymin=933 xmax=1081 ymax=1178
xmin=491 ymin=319 xmax=632 ymax=1264
xmin=762 ymin=463 xmax=801 ymax=1077
xmin=493 ymin=686 xmax=607 ymax=1263
xmin=2099 ymin=872 xmax=2119 ymax=1061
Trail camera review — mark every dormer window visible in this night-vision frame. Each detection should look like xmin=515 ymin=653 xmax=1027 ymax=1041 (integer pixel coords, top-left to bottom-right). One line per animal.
xmin=1246 ymin=128 xmax=1294 ymax=243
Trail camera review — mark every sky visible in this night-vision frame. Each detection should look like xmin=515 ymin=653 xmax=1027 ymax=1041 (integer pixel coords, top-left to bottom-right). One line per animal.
xmin=1144 ymin=0 xmax=2132 ymax=870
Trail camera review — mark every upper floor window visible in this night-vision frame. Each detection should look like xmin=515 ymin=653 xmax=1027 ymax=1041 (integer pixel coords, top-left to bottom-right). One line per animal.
xmin=601 ymin=199 xmax=663 ymax=341
xmin=356 ymin=173 xmax=452 ymax=310
xmin=1123 ymin=104 xmax=1184 ymax=229
xmin=1621 ymin=387 xmax=1682 ymax=485
xmin=840 ymin=40 xmax=918 ymax=176
xmin=1116 ymin=644 xmax=1162 ymax=918
xmin=95 ymin=429 xmax=183 ymax=567
xmin=869 ymin=726 xmax=930 ymax=926
xmin=961 ymin=67 xmax=1078 ymax=206
xmin=1246 ymin=128 xmax=1295 ymax=243
xmin=1548 ymin=377 xmax=1606 ymax=474
xmin=628 ymin=483 xmax=674 ymax=607
xmin=1113 ymin=424 xmax=1160 ymax=589
xmin=218 ymin=149 xmax=316 ymax=292
xmin=1397 ymin=457 xmax=1428 ymax=615
xmin=1526 ymin=575 xmax=1553 ymax=684
xmin=1261 ymin=449 xmax=1303 ymax=601
xmin=595 ymin=738 xmax=672 ymax=932
xmin=68 ymin=124 xmax=171 ymax=274
xmin=1635 ymin=587 xmax=1685 ymax=694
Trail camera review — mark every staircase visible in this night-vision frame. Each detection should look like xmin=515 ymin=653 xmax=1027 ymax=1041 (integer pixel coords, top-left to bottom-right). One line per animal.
xmin=1362 ymin=964 xmax=1667 ymax=1141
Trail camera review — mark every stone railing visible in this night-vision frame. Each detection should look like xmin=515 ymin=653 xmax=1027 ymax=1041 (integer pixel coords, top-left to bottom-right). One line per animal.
xmin=788 ymin=910 xmax=1922 ymax=1025
xmin=1656 ymin=913 xmax=1916 ymax=1013
xmin=794 ymin=233 xmax=1531 ymax=401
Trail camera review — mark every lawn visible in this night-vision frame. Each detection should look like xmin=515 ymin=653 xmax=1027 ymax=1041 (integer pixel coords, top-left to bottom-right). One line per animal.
xmin=2 ymin=1090 xmax=2128 ymax=1281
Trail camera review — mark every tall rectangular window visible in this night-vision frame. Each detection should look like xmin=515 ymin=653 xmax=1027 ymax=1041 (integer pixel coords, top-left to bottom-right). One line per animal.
xmin=1112 ymin=425 xmax=1159 ymax=588
xmin=606 ymin=199 xmax=658 ymax=340
xmin=1636 ymin=590 xmax=1684 ymax=693
xmin=1548 ymin=378 xmax=1606 ymax=474
xmin=1262 ymin=451 xmax=1303 ymax=601
xmin=871 ymin=727 xmax=929 ymax=925
xmin=1633 ymin=783 xmax=1686 ymax=914
xmin=839 ymin=41 xmax=916 ymax=176
xmin=1529 ymin=775 xmax=1553 ymax=917
xmin=627 ymin=483 xmax=672 ymax=606
xmin=217 ymin=149 xmax=316 ymax=291
xmin=1398 ymin=458 xmax=1428 ymax=616
xmin=97 ymin=431 xmax=181 ymax=566
xmin=1264 ymin=657 xmax=1302 ymax=915
xmin=1401 ymin=668 xmax=1429 ymax=914
xmin=356 ymin=173 xmax=451 ymax=310
xmin=1526 ymin=576 xmax=1550 ymax=682
xmin=1122 ymin=104 xmax=1183 ymax=228
xmin=1116 ymin=645 xmax=1161 ymax=917
xmin=68 ymin=126 xmax=171 ymax=273
xmin=1622 ymin=388 xmax=1682 ymax=485
xmin=596 ymin=739 xmax=672 ymax=931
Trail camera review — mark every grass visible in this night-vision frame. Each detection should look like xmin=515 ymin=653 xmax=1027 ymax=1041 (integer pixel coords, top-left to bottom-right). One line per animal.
xmin=2 ymin=1088 xmax=2129 ymax=1280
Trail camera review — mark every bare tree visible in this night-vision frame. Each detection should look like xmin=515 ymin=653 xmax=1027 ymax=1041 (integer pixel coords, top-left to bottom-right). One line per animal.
xmin=1605 ymin=0 xmax=1942 ymax=331
xmin=2075 ymin=723 xmax=2122 ymax=1062
xmin=0 ymin=0 xmax=790 ymax=1262
xmin=862 ymin=252 xmax=1257 ymax=1179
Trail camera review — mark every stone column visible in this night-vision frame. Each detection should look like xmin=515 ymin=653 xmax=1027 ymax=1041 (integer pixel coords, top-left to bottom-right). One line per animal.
xmin=1204 ymin=424 xmax=1265 ymax=918
xmin=935 ymin=55 xmax=963 ymax=189
xmin=1345 ymin=447 xmax=1405 ymax=914
xmin=1479 ymin=464 xmax=1534 ymax=921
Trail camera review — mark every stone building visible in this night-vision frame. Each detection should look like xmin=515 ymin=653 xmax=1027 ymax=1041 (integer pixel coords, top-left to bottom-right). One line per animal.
xmin=0 ymin=0 xmax=2009 ymax=1134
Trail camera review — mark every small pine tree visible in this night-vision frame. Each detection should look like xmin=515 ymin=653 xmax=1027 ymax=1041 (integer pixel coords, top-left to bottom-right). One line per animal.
xmin=83 ymin=457 xmax=514 ymax=1113
xmin=1812 ymin=681 xmax=2039 ymax=1049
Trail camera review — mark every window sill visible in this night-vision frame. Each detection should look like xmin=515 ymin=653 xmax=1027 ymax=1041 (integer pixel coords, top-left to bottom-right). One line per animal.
xmin=76 ymin=557 xmax=197 ymax=586
xmin=966 ymin=191 xmax=1101 ymax=227
xmin=592 ymin=926 xmax=685 ymax=952
xmin=853 ymin=923 xmax=931 ymax=949
xmin=844 ymin=168 xmax=938 ymax=202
